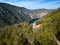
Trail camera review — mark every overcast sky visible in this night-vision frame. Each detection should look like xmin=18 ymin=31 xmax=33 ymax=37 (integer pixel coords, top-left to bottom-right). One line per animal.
xmin=0 ymin=0 xmax=60 ymax=9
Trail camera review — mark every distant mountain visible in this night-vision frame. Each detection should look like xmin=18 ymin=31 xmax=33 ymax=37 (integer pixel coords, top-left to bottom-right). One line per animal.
xmin=0 ymin=3 xmax=31 ymax=28
xmin=30 ymin=9 xmax=52 ymax=18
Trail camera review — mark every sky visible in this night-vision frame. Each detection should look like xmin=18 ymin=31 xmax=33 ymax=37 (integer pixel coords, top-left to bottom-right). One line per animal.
xmin=0 ymin=0 xmax=60 ymax=9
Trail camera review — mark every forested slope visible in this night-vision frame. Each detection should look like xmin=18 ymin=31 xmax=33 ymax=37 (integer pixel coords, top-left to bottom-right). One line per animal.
xmin=0 ymin=8 xmax=60 ymax=45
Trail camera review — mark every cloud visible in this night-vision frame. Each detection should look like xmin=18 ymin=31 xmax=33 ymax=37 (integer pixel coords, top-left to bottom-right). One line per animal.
xmin=0 ymin=0 xmax=60 ymax=9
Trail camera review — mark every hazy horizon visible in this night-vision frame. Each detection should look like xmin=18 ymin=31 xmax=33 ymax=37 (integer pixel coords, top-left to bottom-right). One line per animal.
xmin=0 ymin=0 xmax=60 ymax=10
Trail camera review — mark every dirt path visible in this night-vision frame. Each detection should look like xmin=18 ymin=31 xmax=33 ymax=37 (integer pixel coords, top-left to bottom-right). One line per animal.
xmin=54 ymin=37 xmax=60 ymax=45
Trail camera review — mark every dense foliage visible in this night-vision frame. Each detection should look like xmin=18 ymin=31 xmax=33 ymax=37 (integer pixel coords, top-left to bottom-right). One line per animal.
xmin=0 ymin=23 xmax=57 ymax=45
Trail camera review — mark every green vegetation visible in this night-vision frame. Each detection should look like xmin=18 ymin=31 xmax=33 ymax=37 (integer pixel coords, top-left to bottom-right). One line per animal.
xmin=0 ymin=22 xmax=57 ymax=45
xmin=37 ymin=8 xmax=60 ymax=34
xmin=0 ymin=8 xmax=60 ymax=45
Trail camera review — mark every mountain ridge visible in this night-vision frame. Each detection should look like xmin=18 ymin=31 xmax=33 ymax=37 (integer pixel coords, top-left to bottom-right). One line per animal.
xmin=0 ymin=3 xmax=52 ymax=28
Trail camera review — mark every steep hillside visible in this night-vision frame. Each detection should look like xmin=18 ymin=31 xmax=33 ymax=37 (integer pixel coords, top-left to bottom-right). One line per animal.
xmin=0 ymin=3 xmax=31 ymax=28
xmin=0 ymin=8 xmax=60 ymax=45
xmin=36 ymin=8 xmax=60 ymax=41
